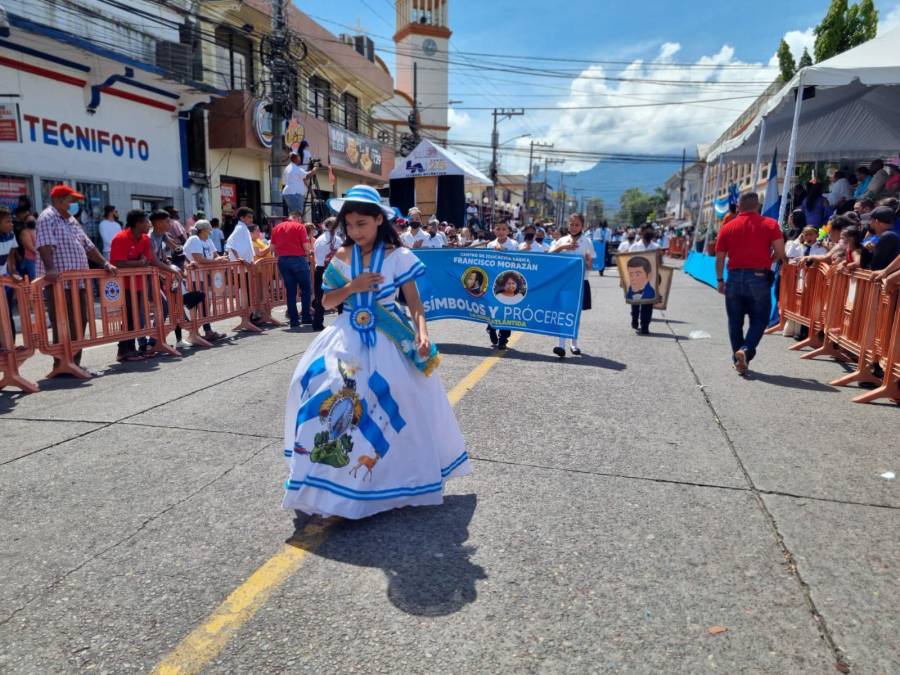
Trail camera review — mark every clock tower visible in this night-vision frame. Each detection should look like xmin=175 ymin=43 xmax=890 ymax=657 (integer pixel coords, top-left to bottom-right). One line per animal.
xmin=393 ymin=0 xmax=451 ymax=144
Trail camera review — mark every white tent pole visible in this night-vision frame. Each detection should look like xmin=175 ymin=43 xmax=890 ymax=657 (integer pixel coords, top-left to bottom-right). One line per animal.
xmin=777 ymin=72 xmax=804 ymax=229
xmin=704 ymin=154 xmax=724 ymax=251
xmin=694 ymin=162 xmax=710 ymax=251
xmin=751 ymin=117 xmax=767 ymax=189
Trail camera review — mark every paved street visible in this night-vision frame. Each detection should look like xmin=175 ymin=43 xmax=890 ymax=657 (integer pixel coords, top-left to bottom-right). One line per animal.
xmin=1 ymin=265 xmax=897 ymax=674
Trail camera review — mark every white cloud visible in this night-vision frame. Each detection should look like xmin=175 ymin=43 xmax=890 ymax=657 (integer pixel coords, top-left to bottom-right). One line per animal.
xmin=447 ymin=107 xmax=471 ymax=129
xmin=537 ymin=41 xmax=776 ymax=168
xmin=880 ymin=3 xmax=900 ymax=34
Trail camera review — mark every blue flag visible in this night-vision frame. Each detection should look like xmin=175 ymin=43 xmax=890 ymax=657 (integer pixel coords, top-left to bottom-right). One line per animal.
xmin=413 ymin=249 xmax=585 ymax=339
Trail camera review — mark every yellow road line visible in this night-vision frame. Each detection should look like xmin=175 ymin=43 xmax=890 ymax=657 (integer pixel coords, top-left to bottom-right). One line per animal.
xmin=151 ymin=333 xmax=521 ymax=675
xmin=447 ymin=332 xmax=523 ymax=405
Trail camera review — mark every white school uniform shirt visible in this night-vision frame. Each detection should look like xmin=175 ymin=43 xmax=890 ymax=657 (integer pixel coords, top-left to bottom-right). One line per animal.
xmin=628 ymin=240 xmax=660 ymax=252
xmin=518 ymin=240 xmax=548 ymax=253
xmin=618 ymin=240 xmax=634 ymax=253
xmin=785 ymin=239 xmax=827 ymax=258
xmin=400 ymin=227 xmax=429 ymax=248
xmin=487 ymin=238 xmax=518 ymax=251
xmin=99 ymin=219 xmax=121 ymax=256
xmin=314 ymin=231 xmax=343 ymax=267
xmin=553 ymin=234 xmax=594 ymax=279
xmin=226 ymin=222 xmax=254 ymax=262
xmin=421 ymin=233 xmax=444 ymax=248
xmin=592 ymin=227 xmax=609 ymax=242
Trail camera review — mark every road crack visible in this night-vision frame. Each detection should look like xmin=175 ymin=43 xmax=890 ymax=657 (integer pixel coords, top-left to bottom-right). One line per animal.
xmin=662 ymin=311 xmax=852 ymax=673
xmin=0 ymin=437 xmax=276 ymax=627
xmin=0 ymin=350 xmax=305 ymax=467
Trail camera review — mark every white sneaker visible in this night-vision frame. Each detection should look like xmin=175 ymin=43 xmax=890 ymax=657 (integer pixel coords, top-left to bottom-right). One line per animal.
xmin=176 ymin=340 xmax=192 ymax=350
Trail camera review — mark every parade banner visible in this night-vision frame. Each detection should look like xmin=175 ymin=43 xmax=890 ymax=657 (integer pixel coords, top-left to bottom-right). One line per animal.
xmin=413 ymin=249 xmax=584 ymax=339
xmin=592 ymin=240 xmax=606 ymax=271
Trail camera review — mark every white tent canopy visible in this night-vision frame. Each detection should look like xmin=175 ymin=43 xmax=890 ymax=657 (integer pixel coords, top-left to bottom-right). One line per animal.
xmin=389 ymin=139 xmax=492 ymax=185
xmin=708 ymin=26 xmax=900 ymax=163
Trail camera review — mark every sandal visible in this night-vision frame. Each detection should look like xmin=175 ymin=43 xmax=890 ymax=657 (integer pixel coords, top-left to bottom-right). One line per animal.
xmin=116 ymin=352 xmax=146 ymax=363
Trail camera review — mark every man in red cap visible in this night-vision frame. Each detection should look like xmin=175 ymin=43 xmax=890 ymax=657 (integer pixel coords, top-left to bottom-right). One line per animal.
xmin=36 ymin=184 xmax=117 ymax=376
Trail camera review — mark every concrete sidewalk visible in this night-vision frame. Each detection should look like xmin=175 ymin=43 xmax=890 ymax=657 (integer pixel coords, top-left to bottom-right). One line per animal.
xmin=0 ymin=266 xmax=896 ymax=673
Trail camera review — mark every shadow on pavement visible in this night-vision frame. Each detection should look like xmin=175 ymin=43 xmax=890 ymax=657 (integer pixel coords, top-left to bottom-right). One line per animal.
xmin=294 ymin=494 xmax=484 ymax=617
xmin=745 ymin=371 xmax=840 ymax=392
xmin=438 ymin=342 xmax=627 ymax=370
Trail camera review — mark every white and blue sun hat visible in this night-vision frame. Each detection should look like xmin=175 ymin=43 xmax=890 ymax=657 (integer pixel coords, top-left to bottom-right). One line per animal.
xmin=327 ymin=185 xmax=395 ymax=220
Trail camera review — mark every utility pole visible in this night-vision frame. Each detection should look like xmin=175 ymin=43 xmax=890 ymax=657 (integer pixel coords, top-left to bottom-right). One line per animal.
xmin=525 ymin=140 xmax=552 ymax=226
xmin=268 ymin=0 xmax=290 ymax=219
xmin=678 ymin=147 xmax=686 ymax=221
xmin=490 ymin=108 xmax=524 ymax=227
xmin=542 ymin=157 xmax=564 ymax=220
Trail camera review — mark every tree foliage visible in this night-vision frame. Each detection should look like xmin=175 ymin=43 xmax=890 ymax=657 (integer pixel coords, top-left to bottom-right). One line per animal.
xmin=617 ymin=187 xmax=667 ymax=227
xmin=797 ymin=48 xmax=813 ymax=69
xmin=813 ymin=0 xmax=878 ymax=63
xmin=777 ymin=39 xmax=796 ymax=81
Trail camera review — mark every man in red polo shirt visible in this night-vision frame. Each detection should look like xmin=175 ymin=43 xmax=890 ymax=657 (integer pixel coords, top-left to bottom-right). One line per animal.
xmin=270 ymin=210 xmax=313 ymax=328
xmin=109 ymin=209 xmax=177 ymax=361
xmin=715 ymin=192 xmax=786 ymax=375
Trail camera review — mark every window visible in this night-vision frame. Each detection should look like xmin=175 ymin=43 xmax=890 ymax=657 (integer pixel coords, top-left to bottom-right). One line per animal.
xmin=341 ymin=92 xmax=359 ymax=133
xmin=40 ymin=178 xmax=68 ymax=211
xmin=76 ymin=182 xmax=110 ymax=242
xmin=309 ymin=76 xmax=332 ymax=121
xmin=0 ymin=175 xmax=32 ymax=212
xmin=214 ymin=26 xmax=254 ymax=91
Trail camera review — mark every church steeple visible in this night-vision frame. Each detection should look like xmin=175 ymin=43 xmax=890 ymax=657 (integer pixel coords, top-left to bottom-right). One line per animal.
xmin=394 ymin=0 xmax=451 ymax=42
xmin=393 ymin=1 xmax=451 ymax=142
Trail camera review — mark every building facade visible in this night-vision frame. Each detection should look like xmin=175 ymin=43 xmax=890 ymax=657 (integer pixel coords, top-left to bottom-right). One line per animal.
xmin=374 ymin=0 xmax=452 ymax=153
xmin=202 ymin=0 xmax=396 ymax=224
xmin=0 ymin=0 xmax=219 ymax=240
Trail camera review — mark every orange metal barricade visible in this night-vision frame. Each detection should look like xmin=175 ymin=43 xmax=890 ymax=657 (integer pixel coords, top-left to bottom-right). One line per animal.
xmin=31 ymin=269 xmax=179 ymax=379
xmin=790 ymin=262 xmax=830 ymax=353
xmin=182 ymin=260 xmax=260 ymax=346
xmin=853 ymin=285 xmax=900 ymax=404
xmin=0 ymin=277 xmax=39 ymax=393
xmin=667 ymin=236 xmax=686 ymax=259
xmin=250 ymin=258 xmax=286 ymax=326
xmin=801 ymin=265 xmax=849 ymax=362
xmin=826 ymin=271 xmax=884 ymax=387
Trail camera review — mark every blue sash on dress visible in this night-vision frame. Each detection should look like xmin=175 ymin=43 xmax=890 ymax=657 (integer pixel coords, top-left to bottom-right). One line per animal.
xmin=323 ymin=254 xmax=441 ymax=376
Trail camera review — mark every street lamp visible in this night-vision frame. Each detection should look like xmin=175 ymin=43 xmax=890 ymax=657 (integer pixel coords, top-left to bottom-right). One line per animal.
xmin=499 ymin=132 xmax=531 ymax=147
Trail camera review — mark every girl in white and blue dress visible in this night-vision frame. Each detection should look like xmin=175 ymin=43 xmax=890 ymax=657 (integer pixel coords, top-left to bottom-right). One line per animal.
xmin=282 ymin=185 xmax=470 ymax=520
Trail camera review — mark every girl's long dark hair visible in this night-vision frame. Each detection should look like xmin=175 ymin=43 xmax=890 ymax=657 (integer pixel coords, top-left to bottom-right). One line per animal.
xmin=338 ymin=201 xmax=402 ymax=248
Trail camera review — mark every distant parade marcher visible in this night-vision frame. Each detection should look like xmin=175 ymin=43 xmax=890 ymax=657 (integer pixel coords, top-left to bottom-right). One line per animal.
xmin=628 ymin=224 xmax=660 ymax=335
xmin=549 ymin=213 xmax=593 ymax=357
xmin=485 ymin=220 xmax=517 ymax=350
xmin=618 ymin=229 xmax=636 ymax=252
xmin=282 ymin=184 xmax=468 ymax=520
xmin=715 ymin=192 xmax=786 ymax=376
xmin=400 ymin=207 xmax=428 ymax=249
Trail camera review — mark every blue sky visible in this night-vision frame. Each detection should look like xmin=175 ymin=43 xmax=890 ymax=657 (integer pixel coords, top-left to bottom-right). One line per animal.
xmin=298 ymin=1 xmax=900 ymax=200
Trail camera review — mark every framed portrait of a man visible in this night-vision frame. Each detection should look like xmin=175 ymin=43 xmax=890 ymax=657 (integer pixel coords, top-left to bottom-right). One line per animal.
xmin=616 ymin=250 xmax=660 ymax=305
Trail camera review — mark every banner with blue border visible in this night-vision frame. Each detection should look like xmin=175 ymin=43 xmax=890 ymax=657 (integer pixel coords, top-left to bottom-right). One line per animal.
xmin=412 ymin=249 xmax=584 ymax=339
xmin=592 ymin=241 xmax=607 ymax=270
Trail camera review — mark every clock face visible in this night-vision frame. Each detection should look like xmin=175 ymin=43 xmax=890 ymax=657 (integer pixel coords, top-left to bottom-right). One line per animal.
xmin=422 ymin=38 xmax=438 ymax=57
